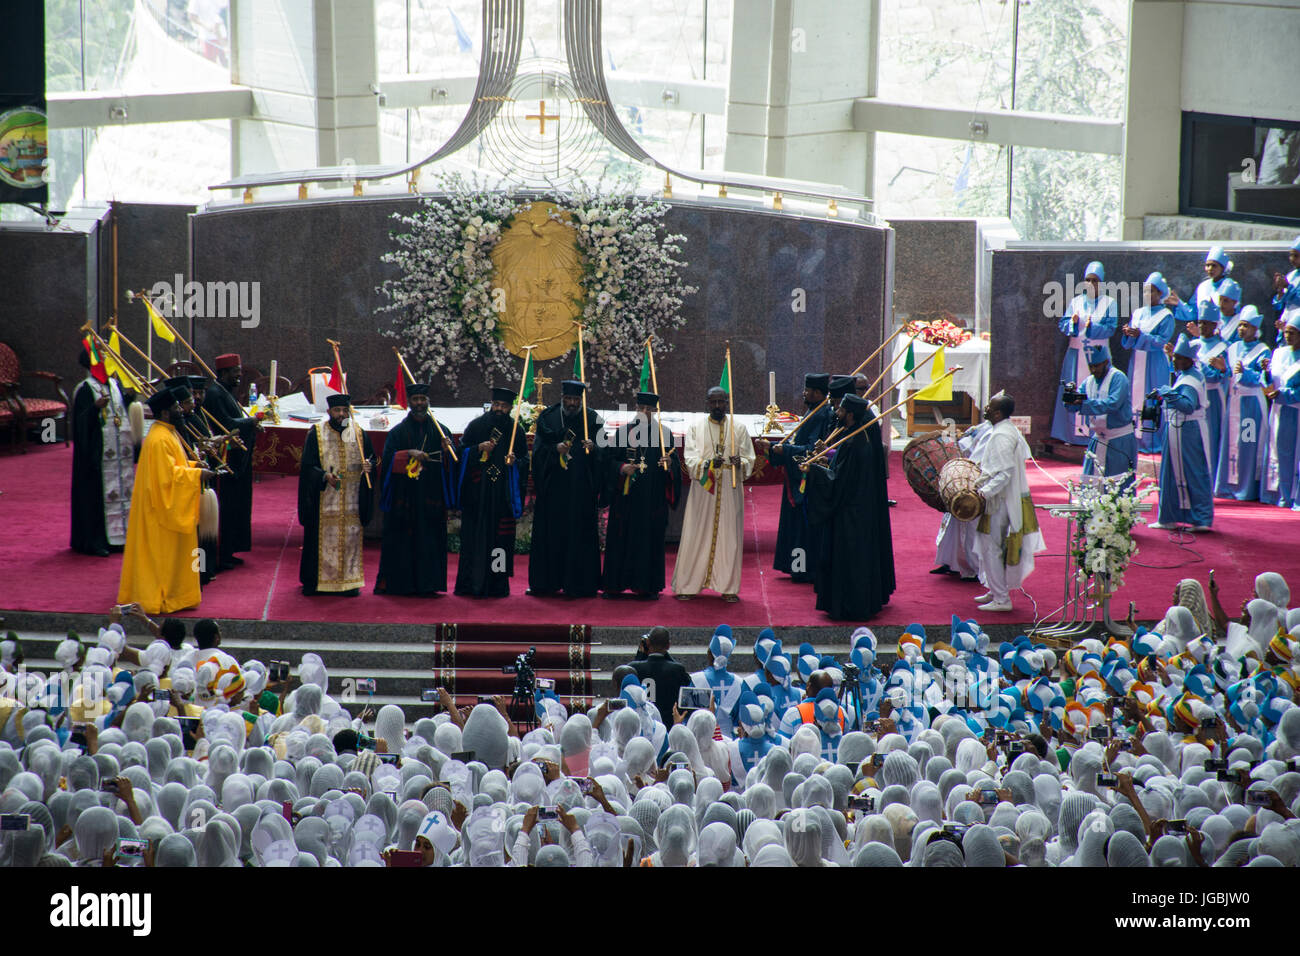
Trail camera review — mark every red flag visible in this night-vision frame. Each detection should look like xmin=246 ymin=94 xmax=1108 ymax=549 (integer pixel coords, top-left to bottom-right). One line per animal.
xmin=83 ymin=336 xmax=108 ymax=384
xmin=327 ymin=359 xmax=343 ymax=392
xmin=393 ymin=363 xmax=407 ymax=409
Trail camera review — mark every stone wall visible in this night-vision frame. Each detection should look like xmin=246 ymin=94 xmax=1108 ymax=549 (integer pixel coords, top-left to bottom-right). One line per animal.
xmin=188 ymin=194 xmax=891 ymax=414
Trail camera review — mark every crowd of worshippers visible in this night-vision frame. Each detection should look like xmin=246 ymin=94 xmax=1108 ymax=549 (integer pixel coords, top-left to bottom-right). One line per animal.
xmin=1050 ymin=239 xmax=1300 ymax=532
xmin=2 ymin=572 xmax=1300 ymax=868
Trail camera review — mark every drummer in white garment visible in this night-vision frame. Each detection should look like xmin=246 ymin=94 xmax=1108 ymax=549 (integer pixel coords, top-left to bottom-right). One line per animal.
xmin=930 ymin=420 xmax=992 ymax=580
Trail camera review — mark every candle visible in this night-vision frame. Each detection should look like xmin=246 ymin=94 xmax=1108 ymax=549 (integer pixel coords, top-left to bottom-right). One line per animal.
xmin=269 ymin=360 xmax=278 ymax=399
xmin=769 ymin=370 xmax=776 ymax=408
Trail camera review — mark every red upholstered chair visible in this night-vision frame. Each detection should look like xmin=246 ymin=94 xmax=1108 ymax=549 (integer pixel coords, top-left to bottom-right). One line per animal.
xmin=0 ymin=343 xmax=71 ymax=452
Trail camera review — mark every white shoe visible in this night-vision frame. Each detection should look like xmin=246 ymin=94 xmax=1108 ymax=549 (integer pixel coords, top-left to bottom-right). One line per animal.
xmin=1147 ymin=522 xmax=1171 ymax=530
xmin=981 ymin=600 xmax=1014 ymax=612
xmin=1192 ymin=525 xmax=1212 ymax=532
xmin=974 ymin=593 xmax=995 ymax=604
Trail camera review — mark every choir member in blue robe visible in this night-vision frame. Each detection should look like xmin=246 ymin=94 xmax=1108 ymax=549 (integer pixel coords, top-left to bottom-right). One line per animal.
xmin=1065 ymin=344 xmax=1137 ymax=487
xmin=1216 ymin=306 xmax=1270 ymax=500
xmin=1194 ymin=290 xmax=1233 ymax=479
xmin=1052 ymin=260 xmax=1117 ymax=445
xmin=1196 ymin=246 xmax=1235 ymax=340
xmin=689 ymin=628 xmax=744 ymax=736
xmin=1151 ymin=336 xmax=1214 ymax=531
xmin=1269 ymin=237 xmax=1300 ymax=336
xmin=1261 ymin=314 xmax=1300 ymax=509
xmin=1121 ymin=272 xmax=1185 ymax=453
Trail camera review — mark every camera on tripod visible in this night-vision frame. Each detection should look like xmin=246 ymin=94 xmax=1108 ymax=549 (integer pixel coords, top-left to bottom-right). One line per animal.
xmin=1061 ymin=381 xmax=1085 ymax=405
xmin=842 ymin=662 xmax=859 ymax=682
xmin=502 ymin=646 xmax=538 ymax=699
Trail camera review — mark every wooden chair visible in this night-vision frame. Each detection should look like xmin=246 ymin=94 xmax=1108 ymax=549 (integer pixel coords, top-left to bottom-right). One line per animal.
xmin=360 ymin=384 xmax=394 ymax=406
xmin=0 ymin=342 xmax=71 ymax=452
xmin=245 ymin=367 xmax=293 ymax=404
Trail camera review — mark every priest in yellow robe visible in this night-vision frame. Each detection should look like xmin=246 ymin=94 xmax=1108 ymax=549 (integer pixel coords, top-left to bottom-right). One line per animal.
xmin=117 ymin=387 xmax=211 ymax=614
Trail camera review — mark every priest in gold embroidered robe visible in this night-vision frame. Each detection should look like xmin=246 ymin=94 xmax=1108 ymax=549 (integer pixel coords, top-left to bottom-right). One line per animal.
xmin=117 ymin=387 xmax=210 ymax=614
xmin=671 ymin=388 xmax=755 ymax=602
xmin=298 ymin=394 xmax=375 ymax=596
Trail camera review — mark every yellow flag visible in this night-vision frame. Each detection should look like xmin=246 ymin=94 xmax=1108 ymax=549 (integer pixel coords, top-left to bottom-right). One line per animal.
xmin=913 ymin=346 xmax=953 ymax=401
xmin=104 ymin=331 xmax=144 ymax=391
xmin=143 ymin=296 xmax=176 ymax=343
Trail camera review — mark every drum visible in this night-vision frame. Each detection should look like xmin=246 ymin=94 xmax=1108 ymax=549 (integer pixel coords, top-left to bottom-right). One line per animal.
xmin=902 ymin=431 xmax=963 ymax=512
xmin=938 ymin=458 xmax=985 ymax=521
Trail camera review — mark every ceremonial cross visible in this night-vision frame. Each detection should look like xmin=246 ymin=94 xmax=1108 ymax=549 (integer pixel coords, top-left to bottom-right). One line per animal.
xmin=532 ymin=372 xmax=552 ymax=404
xmin=637 ymin=459 xmax=647 ymax=473
xmin=526 ymin=100 xmax=560 ymax=135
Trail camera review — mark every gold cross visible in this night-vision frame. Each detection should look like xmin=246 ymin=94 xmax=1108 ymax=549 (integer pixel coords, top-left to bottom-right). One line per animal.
xmin=526 ymin=100 xmax=560 ymax=135
xmin=637 ymin=458 xmax=647 ymax=473
xmin=532 ymin=372 xmax=552 ymax=404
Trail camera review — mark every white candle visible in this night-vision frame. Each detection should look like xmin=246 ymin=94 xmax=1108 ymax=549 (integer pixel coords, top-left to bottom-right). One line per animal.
xmin=769 ymin=371 xmax=776 ymax=407
xmin=269 ymin=360 xmax=278 ymax=399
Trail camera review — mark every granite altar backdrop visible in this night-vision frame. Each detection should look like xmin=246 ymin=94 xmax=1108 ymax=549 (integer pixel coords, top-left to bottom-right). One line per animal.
xmin=189 ymin=194 xmax=893 ymax=415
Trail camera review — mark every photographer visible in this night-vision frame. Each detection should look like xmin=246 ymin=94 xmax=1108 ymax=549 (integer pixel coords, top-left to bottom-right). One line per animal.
xmin=628 ymin=626 xmax=690 ymax=728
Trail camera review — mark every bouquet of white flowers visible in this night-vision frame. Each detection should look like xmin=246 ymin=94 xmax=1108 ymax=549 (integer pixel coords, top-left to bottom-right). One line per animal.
xmin=377 ymin=172 xmax=696 ymax=395
xmin=1051 ymin=470 xmax=1158 ymax=594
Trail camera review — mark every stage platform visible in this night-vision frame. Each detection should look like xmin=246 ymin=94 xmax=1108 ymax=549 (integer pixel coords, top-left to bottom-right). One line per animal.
xmin=4 ymin=442 xmax=1296 ymax=633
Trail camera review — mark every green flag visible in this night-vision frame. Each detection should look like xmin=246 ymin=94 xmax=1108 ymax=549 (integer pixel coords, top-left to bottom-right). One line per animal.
xmin=572 ymin=341 xmax=584 ymax=380
xmin=639 ymin=344 xmax=652 ymax=392
xmin=520 ymin=355 xmax=535 ymax=401
xmin=719 ymin=355 xmax=730 ymax=392
xmin=903 ymin=341 xmax=915 ymax=375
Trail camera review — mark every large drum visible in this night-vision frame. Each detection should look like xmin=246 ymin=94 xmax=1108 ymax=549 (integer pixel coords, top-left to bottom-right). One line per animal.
xmin=901 ymin=432 xmax=962 ymax=513
xmin=938 ymin=458 xmax=985 ymax=521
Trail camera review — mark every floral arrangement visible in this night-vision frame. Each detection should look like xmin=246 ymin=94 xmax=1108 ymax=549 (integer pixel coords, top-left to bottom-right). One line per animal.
xmin=377 ymin=172 xmax=696 ymax=394
xmin=904 ymin=313 xmax=972 ymax=347
xmin=1052 ymin=470 xmax=1158 ymax=593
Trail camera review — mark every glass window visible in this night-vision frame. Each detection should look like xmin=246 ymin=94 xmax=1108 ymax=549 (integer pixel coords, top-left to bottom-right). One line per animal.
xmin=876 ymin=0 xmax=1014 ymax=110
xmin=1009 ymin=0 xmax=1126 ymax=118
xmin=1010 ymin=146 xmax=1121 ymax=240
xmin=46 ymin=0 xmax=231 ymax=94
xmin=65 ymin=120 xmax=232 ymax=206
xmin=1180 ymin=112 xmax=1300 ymax=227
xmin=875 ymin=133 xmax=1008 ymax=220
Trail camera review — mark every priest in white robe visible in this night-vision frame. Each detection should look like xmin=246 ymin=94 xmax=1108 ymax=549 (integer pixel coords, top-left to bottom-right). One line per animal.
xmin=672 ymin=387 xmax=755 ymax=602
xmin=973 ymin=392 xmax=1045 ymax=613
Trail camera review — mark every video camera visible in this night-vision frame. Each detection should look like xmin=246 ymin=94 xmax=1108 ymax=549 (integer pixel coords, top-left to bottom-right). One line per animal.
xmin=1060 ymin=381 xmax=1085 ymax=405
xmin=503 ymin=646 xmax=539 ymax=731
xmin=1140 ymin=390 xmax=1163 ymax=433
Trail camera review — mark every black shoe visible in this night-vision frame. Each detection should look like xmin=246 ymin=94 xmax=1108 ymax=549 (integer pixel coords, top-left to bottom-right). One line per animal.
xmin=635 ymin=591 xmax=660 ymax=601
xmin=93 ymin=548 xmax=110 ymax=558
xmin=929 ymin=565 xmax=952 ymax=575
xmin=218 ymin=561 xmax=238 ymax=572
xmin=301 ymin=586 xmax=317 ymax=596
xmin=226 ymin=556 xmax=245 ymax=566
xmin=888 ymin=499 xmax=898 ymax=507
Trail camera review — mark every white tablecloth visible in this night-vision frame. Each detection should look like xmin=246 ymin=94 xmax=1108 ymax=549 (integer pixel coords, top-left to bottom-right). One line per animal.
xmin=890 ymin=336 xmax=991 ymax=407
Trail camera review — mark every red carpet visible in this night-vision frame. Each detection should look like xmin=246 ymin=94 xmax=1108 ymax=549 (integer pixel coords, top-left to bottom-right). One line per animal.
xmin=3 ymin=443 xmax=1298 ymax=628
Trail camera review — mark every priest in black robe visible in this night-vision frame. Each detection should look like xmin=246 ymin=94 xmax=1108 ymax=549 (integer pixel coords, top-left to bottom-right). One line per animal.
xmin=454 ymin=387 xmax=529 ymax=597
xmin=298 ymin=394 xmax=375 ymax=596
xmin=601 ymin=391 xmax=681 ymax=598
xmin=845 ymin=373 xmax=897 ymax=596
xmin=203 ymin=355 xmax=262 ymax=570
xmin=375 ymin=384 xmax=458 ymax=595
xmin=804 ymin=393 xmax=895 ymax=620
xmin=70 ymin=349 xmax=139 ymax=556
xmin=528 ymin=380 xmax=603 ymax=597
xmin=755 ymin=373 xmax=834 ymax=582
